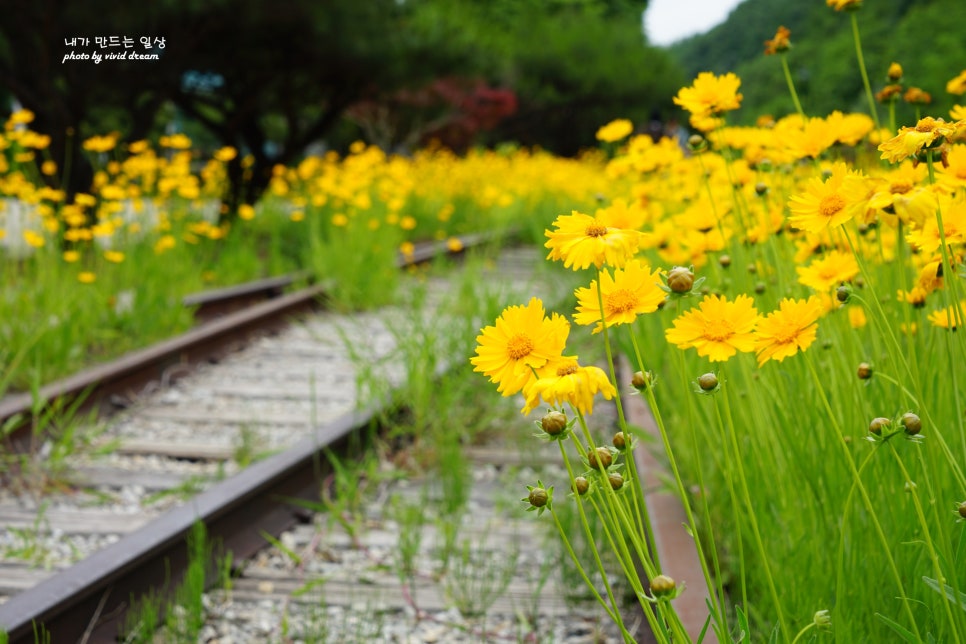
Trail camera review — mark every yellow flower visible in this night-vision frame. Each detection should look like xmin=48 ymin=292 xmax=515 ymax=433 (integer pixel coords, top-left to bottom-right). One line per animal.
xmin=521 ymin=357 xmax=616 ymax=415
xmin=764 ymin=26 xmax=791 ymax=55
xmin=673 ymin=72 xmax=743 ymax=117
xmin=471 ymin=297 xmax=570 ymax=396
xmin=103 ymin=250 xmax=125 ymax=263
xmin=826 ymin=0 xmax=862 ymax=10
xmin=796 ymin=250 xmax=860 ymax=292
xmin=947 ymin=70 xmax=966 ymax=95
xmin=159 ymin=133 xmax=192 ymax=149
xmin=848 ymin=306 xmax=867 ymax=329
xmin=878 ymin=117 xmax=961 ymax=163
xmin=62 ymin=250 xmax=81 ymax=263
xmin=596 ymin=119 xmax=634 ymax=143
xmin=41 ymin=160 xmax=57 ymax=176
xmin=400 ymin=215 xmax=417 ymax=230
xmin=6 ymin=109 xmax=34 ymax=127
xmin=290 ymin=210 xmax=305 ymax=222
xmin=331 ymin=213 xmax=348 ymax=227
xmin=544 ymin=210 xmax=642 ymax=270
xmin=214 ymin=146 xmax=237 ymax=162
xmin=787 ymin=162 xmax=869 ymax=232
xmin=77 ymin=271 xmax=96 ymax=284
xmin=238 ymin=204 xmax=256 ymax=221
xmin=82 ymin=134 xmax=117 ymax=153
xmin=573 ymin=260 xmax=666 ymax=333
xmin=22 ymin=230 xmax=45 ymax=248
xmin=446 ymin=237 xmax=464 ymax=253
xmin=152 ymin=235 xmax=175 ymax=254
xmin=665 ymin=294 xmax=760 ymax=362
xmin=753 ymin=297 xmax=823 ymax=366
xmin=928 ymin=301 xmax=966 ymax=329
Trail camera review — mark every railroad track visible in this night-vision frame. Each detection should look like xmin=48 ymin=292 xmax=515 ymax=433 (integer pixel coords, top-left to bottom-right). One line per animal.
xmin=1 ymin=240 xmax=609 ymax=642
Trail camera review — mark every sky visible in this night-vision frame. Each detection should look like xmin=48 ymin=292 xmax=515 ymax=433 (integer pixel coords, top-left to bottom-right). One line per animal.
xmin=644 ymin=0 xmax=746 ymax=47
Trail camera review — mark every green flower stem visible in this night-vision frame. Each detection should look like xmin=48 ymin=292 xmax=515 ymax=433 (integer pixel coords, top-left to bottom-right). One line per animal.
xmin=593 ymin=266 xmax=655 ymax=562
xmin=547 ymin=505 xmax=619 ymax=624
xmin=833 ymin=442 xmax=880 ymax=618
xmin=889 ymin=443 xmax=964 ymax=643
xmin=790 ymin=621 xmax=816 ymax=644
xmin=780 ymin=53 xmax=805 ymax=118
xmin=630 ymin=330 xmax=727 ymax=631
xmin=843 ymin=230 xmax=966 ymax=491
xmin=554 ymin=439 xmax=648 ymax=643
xmin=574 ymin=411 xmax=658 ymax=582
xmin=850 ymin=12 xmax=881 ymax=134
xmin=716 ymin=369 xmax=788 ymax=639
xmin=804 ymin=352 xmax=922 ymax=640
xmin=671 ymin=349 xmax=729 ymax=636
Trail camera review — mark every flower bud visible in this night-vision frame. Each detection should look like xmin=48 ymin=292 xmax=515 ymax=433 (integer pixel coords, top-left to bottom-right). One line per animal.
xmin=887 ymin=62 xmax=903 ymax=82
xmin=650 ymin=574 xmax=676 ymax=597
xmin=813 ymin=610 xmax=832 ymax=628
xmin=528 ymin=487 xmax=549 ymax=508
xmin=541 ymin=410 xmax=568 ymax=436
xmin=836 ymin=285 xmax=851 ymax=303
xmin=869 ymin=417 xmax=891 ymax=435
xmin=688 ymin=134 xmax=706 ymax=152
xmin=587 ymin=446 xmax=613 ymax=470
xmin=608 ymin=472 xmax=624 ymax=490
xmin=632 ymin=370 xmax=655 ymax=391
xmin=718 ymin=254 xmax=731 ymax=268
xmin=573 ymin=476 xmax=590 ymax=496
xmin=612 ymin=431 xmax=627 ymax=451
xmin=958 ymin=501 xmax=966 ymax=519
xmin=755 ymin=281 xmax=766 ymax=294
xmin=697 ymin=372 xmax=719 ymax=391
xmin=667 ymin=266 xmax=695 ymax=293
xmin=900 ymin=412 xmax=921 ymax=435
xmin=754 ymin=181 xmax=769 ymax=196
xmin=857 ymin=362 xmax=873 ymax=380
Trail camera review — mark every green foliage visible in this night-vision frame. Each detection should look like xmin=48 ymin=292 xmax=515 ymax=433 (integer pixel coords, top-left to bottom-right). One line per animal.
xmin=669 ymin=0 xmax=966 ymax=125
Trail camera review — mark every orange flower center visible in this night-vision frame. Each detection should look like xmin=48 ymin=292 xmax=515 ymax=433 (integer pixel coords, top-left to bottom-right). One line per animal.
xmin=605 ymin=289 xmax=638 ymax=314
xmin=585 ymin=223 xmax=608 ymax=237
xmin=557 ymin=363 xmax=579 ymax=376
xmin=915 ymin=119 xmax=936 ymax=133
xmin=819 ymin=194 xmax=846 ymax=217
xmin=506 ymin=334 xmax=534 ymax=360
xmin=770 ymin=321 xmax=798 ymax=344
xmin=703 ymin=319 xmax=735 ymax=342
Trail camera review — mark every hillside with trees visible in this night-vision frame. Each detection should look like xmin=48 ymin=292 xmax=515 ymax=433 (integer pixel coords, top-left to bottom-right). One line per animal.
xmin=668 ymin=0 xmax=966 ymax=126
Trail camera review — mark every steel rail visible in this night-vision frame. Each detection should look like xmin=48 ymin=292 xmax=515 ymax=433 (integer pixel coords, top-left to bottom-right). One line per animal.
xmin=0 ymin=230 xmax=500 ymax=453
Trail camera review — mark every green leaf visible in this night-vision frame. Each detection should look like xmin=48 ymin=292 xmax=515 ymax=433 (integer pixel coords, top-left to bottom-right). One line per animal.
xmin=734 ymin=605 xmax=749 ymax=642
xmin=874 ymin=613 xmax=917 ymax=642
xmin=260 ymin=530 xmax=302 ymax=566
xmin=922 ymin=576 xmax=966 ymax=612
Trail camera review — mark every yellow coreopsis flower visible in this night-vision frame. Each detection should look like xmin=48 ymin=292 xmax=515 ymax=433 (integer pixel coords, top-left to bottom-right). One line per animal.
xmin=573 ymin=260 xmax=666 ymax=333
xmin=754 ymin=297 xmax=823 ymax=366
xmin=878 ymin=117 xmax=965 ymax=163
xmin=796 ymin=250 xmax=860 ymax=292
xmin=665 ymin=294 xmax=760 ymax=362
xmin=947 ymin=70 xmax=966 ymax=96
xmin=544 ymin=210 xmax=642 ymax=270
xmin=471 ymin=297 xmax=570 ymax=396
xmin=764 ymin=26 xmax=791 ymax=55
xmin=596 ymin=119 xmax=634 ymax=143
xmin=787 ymin=162 xmax=869 ymax=232
xmin=928 ymin=301 xmax=966 ymax=329
xmin=77 ymin=271 xmax=96 ymax=284
xmin=674 ymin=72 xmax=743 ymax=117
xmin=22 ymin=230 xmax=45 ymax=248
xmin=103 ymin=250 xmax=125 ymax=263
xmin=521 ymin=356 xmax=616 ymax=416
